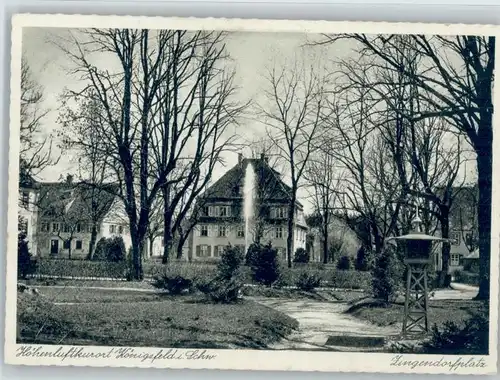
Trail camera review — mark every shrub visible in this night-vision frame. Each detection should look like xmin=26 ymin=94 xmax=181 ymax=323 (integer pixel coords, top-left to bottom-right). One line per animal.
xmin=372 ymin=245 xmax=403 ymax=303
xmin=92 ymin=236 xmax=126 ymax=262
xmin=422 ymin=311 xmax=489 ymax=355
xmin=354 ymin=246 xmax=371 ymax=271
xmin=330 ymin=270 xmax=371 ymax=290
xmin=152 ymin=275 xmax=193 ymax=295
xmin=336 ymin=255 xmax=352 ymax=271
xmin=18 ymin=232 xmax=37 ymax=279
xmin=296 ymin=271 xmax=321 ymax=291
xmin=34 ymin=258 xmax=128 ymax=279
xmin=293 ymin=248 xmax=310 ymax=263
xmin=245 ymin=243 xmax=261 ymax=267
xmin=217 ymin=244 xmax=244 ymax=280
xmin=92 ymin=238 xmax=108 ymax=261
xmin=453 ymin=270 xmax=480 ymax=286
xmin=198 ymin=244 xmax=244 ymax=304
xmin=107 ymin=236 xmax=126 ymax=262
xmin=250 ymin=242 xmax=281 ymax=286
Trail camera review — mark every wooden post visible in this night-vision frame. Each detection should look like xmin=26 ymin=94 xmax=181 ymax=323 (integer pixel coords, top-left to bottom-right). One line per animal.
xmin=402 ymin=262 xmax=429 ymax=337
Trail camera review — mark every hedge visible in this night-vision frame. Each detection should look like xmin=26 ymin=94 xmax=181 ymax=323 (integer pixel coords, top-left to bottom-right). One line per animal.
xmin=30 ymin=258 xmax=372 ymax=290
xmin=453 ymin=270 xmax=480 ymax=286
xmin=32 ymin=258 xmax=128 ymax=280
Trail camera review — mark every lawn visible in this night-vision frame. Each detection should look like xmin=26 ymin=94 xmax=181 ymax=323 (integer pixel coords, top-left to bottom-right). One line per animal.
xmin=17 ymin=288 xmax=298 ymax=349
xmin=346 ymin=299 xmax=488 ymax=329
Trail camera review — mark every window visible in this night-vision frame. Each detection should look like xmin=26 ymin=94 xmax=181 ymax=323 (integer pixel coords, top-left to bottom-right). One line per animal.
xmin=236 ymin=225 xmax=245 ymax=238
xmin=41 ymin=222 xmax=49 ymax=232
xmin=218 ymin=225 xmax=227 ymax=237
xmin=208 ymin=206 xmax=215 ymax=217
xmin=450 ymin=231 xmax=461 ymax=246
xmin=198 ymin=245 xmax=210 ymax=257
xmin=75 ymin=240 xmax=83 ymax=250
xmin=218 ymin=206 xmax=230 ymax=217
xmin=275 ymin=207 xmax=286 ymax=219
xmin=63 ymin=240 xmax=71 ymax=249
xmin=52 ymin=223 xmax=60 ymax=232
xmin=21 ymin=192 xmax=29 ymax=208
xmin=63 ymin=223 xmax=70 ymax=233
xmin=215 ymin=245 xmax=225 ymax=257
xmin=200 ymin=225 xmax=209 ymax=237
xmin=203 ymin=206 xmax=210 ymax=216
xmin=275 ymin=226 xmax=283 ymax=239
xmin=450 ymin=254 xmax=461 ymax=266
xmin=109 ymin=225 xmax=116 ymax=234
xmin=76 ymin=223 xmax=82 ymax=233
xmin=118 ymin=225 xmax=124 ymax=234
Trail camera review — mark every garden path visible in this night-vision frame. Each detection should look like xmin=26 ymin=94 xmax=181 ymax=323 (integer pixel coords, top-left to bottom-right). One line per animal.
xmin=249 ymin=297 xmax=399 ymax=351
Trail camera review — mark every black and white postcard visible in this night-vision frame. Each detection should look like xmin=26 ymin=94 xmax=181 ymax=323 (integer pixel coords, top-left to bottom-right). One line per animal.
xmin=4 ymin=14 xmax=499 ymax=374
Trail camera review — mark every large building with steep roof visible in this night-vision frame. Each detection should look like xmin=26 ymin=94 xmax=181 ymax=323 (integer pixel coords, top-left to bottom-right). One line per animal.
xmin=188 ymin=154 xmax=308 ymax=261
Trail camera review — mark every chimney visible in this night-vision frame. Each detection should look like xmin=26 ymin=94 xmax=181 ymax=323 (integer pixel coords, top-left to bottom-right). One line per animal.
xmin=261 ymin=153 xmax=269 ymax=164
xmin=66 ymin=174 xmax=74 ymax=185
xmin=238 ymin=153 xmax=243 ymax=164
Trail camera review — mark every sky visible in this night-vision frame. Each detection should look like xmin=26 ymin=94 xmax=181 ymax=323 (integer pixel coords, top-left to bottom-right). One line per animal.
xmin=22 ymin=27 xmax=352 ymax=213
xmin=21 ymin=28 xmax=477 ymax=214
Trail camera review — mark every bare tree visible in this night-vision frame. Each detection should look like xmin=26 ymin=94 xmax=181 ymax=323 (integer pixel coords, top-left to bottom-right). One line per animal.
xmin=147 ymin=30 xmax=246 ymax=263
xmin=304 ymin=148 xmax=345 ymax=263
xmin=317 ymin=34 xmax=494 ymax=299
xmin=260 ymin=60 xmax=326 ymax=267
xmin=20 ymin=57 xmax=58 ymax=177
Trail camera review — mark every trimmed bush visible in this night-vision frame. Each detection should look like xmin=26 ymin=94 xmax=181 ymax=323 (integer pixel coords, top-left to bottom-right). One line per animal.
xmin=152 ymin=275 xmax=193 ymax=295
xmin=296 ymin=271 xmax=321 ymax=291
xmin=107 ymin=236 xmax=126 ymax=262
xmin=92 ymin=236 xmax=126 ymax=262
xmin=18 ymin=232 xmax=37 ymax=279
xmin=33 ymin=258 xmax=128 ymax=279
xmin=336 ymin=255 xmax=352 ymax=271
xmin=293 ymin=248 xmax=310 ymax=263
xmin=250 ymin=242 xmax=281 ymax=286
xmin=92 ymin=238 xmax=108 ymax=261
xmin=372 ymin=245 xmax=404 ymax=303
xmin=422 ymin=311 xmax=488 ymax=355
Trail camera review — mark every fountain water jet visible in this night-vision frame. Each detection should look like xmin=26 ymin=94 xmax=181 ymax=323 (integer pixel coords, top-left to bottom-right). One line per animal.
xmin=243 ymin=162 xmax=256 ymax=254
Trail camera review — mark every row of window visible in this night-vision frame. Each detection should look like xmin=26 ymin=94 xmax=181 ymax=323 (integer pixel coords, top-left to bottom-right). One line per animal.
xmin=201 ymin=205 xmax=291 ymax=219
xmin=197 ymin=224 xmax=286 ymax=239
xmin=20 ymin=192 xmax=30 ymax=208
xmin=51 ymin=239 xmax=84 ymax=250
xmin=41 ymin=222 xmax=126 ymax=235
xmin=41 ymin=222 xmax=90 ymax=233
xmin=108 ymin=224 xmax=125 ymax=234
xmin=195 ymin=244 xmax=288 ymax=258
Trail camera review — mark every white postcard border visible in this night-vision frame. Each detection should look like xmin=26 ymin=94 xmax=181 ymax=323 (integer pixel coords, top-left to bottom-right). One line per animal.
xmin=4 ymin=14 xmax=500 ymax=375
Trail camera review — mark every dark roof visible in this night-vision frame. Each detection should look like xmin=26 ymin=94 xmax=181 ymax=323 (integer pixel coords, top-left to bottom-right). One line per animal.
xmin=38 ymin=181 xmax=119 ymax=221
xmin=19 ymin=162 xmax=39 ymax=189
xmin=201 ymin=157 xmax=302 ymax=207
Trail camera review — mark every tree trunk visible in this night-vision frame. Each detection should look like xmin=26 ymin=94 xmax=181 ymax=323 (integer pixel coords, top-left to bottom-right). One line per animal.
xmin=129 ymin=229 xmax=144 ymax=280
xmin=88 ymin=224 xmax=98 ymax=260
xmin=476 ymin=142 xmax=492 ymax=300
xmin=286 ymin=194 xmax=296 ymax=268
xmin=162 ymin=185 xmax=173 ymax=264
xmin=322 ymin=222 xmax=329 ymax=264
xmin=176 ymin=234 xmax=188 ymax=260
xmin=148 ymin=237 xmax=155 ymax=260
xmin=436 ymin=211 xmax=451 ymax=288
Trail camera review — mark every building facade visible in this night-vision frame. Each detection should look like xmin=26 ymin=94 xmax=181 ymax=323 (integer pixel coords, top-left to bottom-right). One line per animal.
xmin=19 ymin=174 xmax=132 ymax=259
xmin=189 ymin=154 xmax=308 ymax=261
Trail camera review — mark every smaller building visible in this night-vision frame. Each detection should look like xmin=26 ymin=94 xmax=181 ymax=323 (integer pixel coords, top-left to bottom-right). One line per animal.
xmin=28 ymin=177 xmax=132 ymax=259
